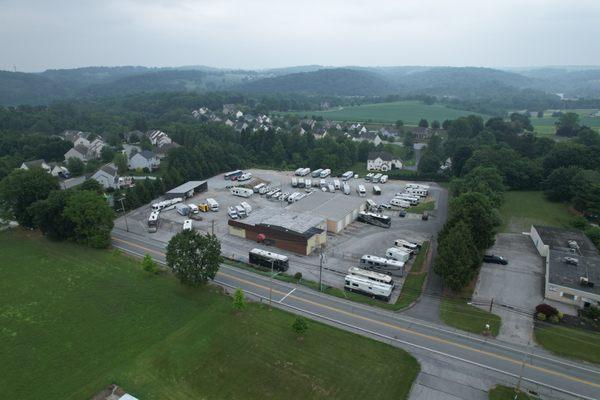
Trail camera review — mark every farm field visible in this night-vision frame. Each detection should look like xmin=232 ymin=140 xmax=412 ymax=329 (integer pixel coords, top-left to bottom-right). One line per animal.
xmin=0 ymin=231 xmax=420 ymax=400
xmin=499 ymin=191 xmax=577 ymax=233
xmin=530 ymin=108 xmax=600 ymax=137
xmin=293 ymin=100 xmax=489 ymax=124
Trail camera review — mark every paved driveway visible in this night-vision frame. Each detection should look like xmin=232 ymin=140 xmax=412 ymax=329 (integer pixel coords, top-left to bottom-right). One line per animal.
xmin=472 ymin=233 xmax=544 ymax=346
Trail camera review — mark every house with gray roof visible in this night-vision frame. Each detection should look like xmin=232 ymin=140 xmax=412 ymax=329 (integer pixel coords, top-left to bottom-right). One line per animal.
xmin=128 ymin=150 xmax=160 ymax=171
xmin=91 ymin=163 xmax=120 ymax=189
xmin=367 ymin=151 xmax=402 ymax=171
xmin=20 ymin=159 xmax=51 ymax=172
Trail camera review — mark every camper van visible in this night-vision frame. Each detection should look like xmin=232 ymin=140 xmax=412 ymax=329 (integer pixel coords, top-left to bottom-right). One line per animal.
xmin=147 ymin=211 xmax=160 ymax=233
xmin=380 ymin=175 xmax=388 ymax=184
xmin=357 ymin=185 xmax=366 ymax=197
xmin=206 ymin=198 xmax=219 ymax=211
xmin=320 ymin=168 xmax=331 ymax=178
xmin=341 ymin=171 xmax=354 ymax=181
xmin=385 ymin=247 xmax=411 ymax=263
xmin=365 ymin=173 xmax=374 ymax=181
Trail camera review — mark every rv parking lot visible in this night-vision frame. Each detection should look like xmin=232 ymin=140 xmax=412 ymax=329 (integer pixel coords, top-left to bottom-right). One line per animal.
xmin=115 ymin=168 xmax=447 ymax=295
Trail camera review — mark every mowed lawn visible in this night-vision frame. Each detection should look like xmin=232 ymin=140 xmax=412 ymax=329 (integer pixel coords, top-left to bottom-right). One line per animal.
xmin=534 ymin=324 xmax=600 ymax=365
xmin=296 ymin=101 xmax=488 ymax=124
xmin=0 ymin=231 xmax=420 ymax=400
xmin=499 ymin=191 xmax=577 ymax=233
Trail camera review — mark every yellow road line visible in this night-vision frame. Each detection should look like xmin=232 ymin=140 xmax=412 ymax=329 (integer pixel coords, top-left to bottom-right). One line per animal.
xmin=112 ymin=236 xmax=600 ymax=389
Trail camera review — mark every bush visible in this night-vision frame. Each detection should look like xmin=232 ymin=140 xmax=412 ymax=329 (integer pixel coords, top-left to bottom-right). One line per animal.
xmin=536 ymin=303 xmax=558 ymax=318
xmin=292 ymin=316 xmax=308 ymax=336
xmin=294 ymin=272 xmax=302 ymax=281
xmin=142 ymin=254 xmax=157 ymax=274
xmin=233 ymin=288 xmax=246 ymax=311
xmin=582 ymin=306 xmax=600 ymax=320
xmin=549 ymin=315 xmax=559 ymax=324
xmin=536 ymin=312 xmax=546 ymax=321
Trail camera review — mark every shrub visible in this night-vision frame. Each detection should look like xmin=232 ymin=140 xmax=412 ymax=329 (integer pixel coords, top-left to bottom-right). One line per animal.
xmin=549 ymin=315 xmax=559 ymax=324
xmin=557 ymin=311 xmax=564 ymax=321
xmin=292 ymin=316 xmax=308 ymax=336
xmin=536 ymin=303 xmax=558 ymax=318
xmin=536 ymin=312 xmax=546 ymax=321
xmin=142 ymin=254 xmax=157 ymax=274
xmin=582 ymin=305 xmax=600 ymax=320
xmin=294 ymin=272 xmax=302 ymax=281
xmin=233 ymin=288 xmax=246 ymax=311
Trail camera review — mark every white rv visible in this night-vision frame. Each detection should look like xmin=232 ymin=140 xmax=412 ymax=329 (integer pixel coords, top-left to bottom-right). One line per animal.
xmin=206 ymin=198 xmax=219 ymax=211
xmin=230 ymin=187 xmax=253 ymax=198
xmin=349 ymin=267 xmax=394 ymax=287
xmin=320 ymin=168 xmax=331 ymax=178
xmin=357 ymin=185 xmax=366 ymax=197
xmin=333 ymin=179 xmax=341 ymax=190
xmin=237 ymin=172 xmax=252 ymax=181
xmin=344 ymin=274 xmax=393 ymax=301
xmin=342 ymin=183 xmax=351 ymax=195
xmin=182 ymin=219 xmax=193 ymax=231
xmin=385 ymin=247 xmax=411 ymax=263
xmin=390 ymin=198 xmax=411 ymax=208
xmin=240 ymin=201 xmax=252 ymax=215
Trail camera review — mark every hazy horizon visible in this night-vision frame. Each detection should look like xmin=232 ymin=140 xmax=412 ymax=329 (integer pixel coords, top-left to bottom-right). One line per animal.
xmin=2 ymin=0 xmax=600 ymax=72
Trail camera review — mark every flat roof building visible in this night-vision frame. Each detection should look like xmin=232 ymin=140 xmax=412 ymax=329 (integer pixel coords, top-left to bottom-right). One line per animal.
xmin=228 ymin=207 xmax=326 ymax=255
xmin=287 ymin=190 xmax=366 ymax=233
xmin=165 ymin=181 xmax=207 ymax=199
xmin=530 ymin=225 xmax=600 ymax=309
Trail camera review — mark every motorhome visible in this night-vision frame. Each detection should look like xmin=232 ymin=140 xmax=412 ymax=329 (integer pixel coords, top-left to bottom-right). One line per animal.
xmin=230 ymin=187 xmax=253 ymax=198
xmin=249 ymin=248 xmax=289 ymax=271
xmin=206 ymin=198 xmax=219 ymax=211
xmin=372 ymin=185 xmax=381 ymax=195
xmin=344 ymin=274 xmax=393 ymax=301
xmin=341 ymin=171 xmax=354 ymax=181
xmin=365 ymin=173 xmax=374 ymax=181
xmin=294 ymin=168 xmax=304 ymax=176
xmin=237 ymin=172 xmax=252 ymax=181
xmin=320 ymin=179 xmax=327 ymax=188
xmin=366 ymin=199 xmax=379 ymax=211
xmin=305 ymin=179 xmax=312 ymax=188
xmin=235 ymin=205 xmax=246 ymax=218
xmin=357 ymin=185 xmax=366 ymax=197
xmin=349 ymin=267 xmax=394 ymax=287
xmin=372 ymin=173 xmax=382 ymax=183
xmin=291 ymin=177 xmax=298 ymax=187
xmin=298 ymin=178 xmax=305 ymax=188
xmin=385 ymin=247 xmax=411 ymax=263
xmin=320 ymin=168 xmax=331 ymax=178
xmin=394 ymin=239 xmax=419 ymax=253
xmin=147 ymin=211 xmax=160 ymax=233
xmin=227 ymin=206 xmax=238 ymax=219
xmin=311 ymin=168 xmax=323 ymax=178
xmin=253 ymin=183 xmax=266 ymax=193
xmin=151 ymin=197 xmax=182 ymax=212
xmin=176 ymin=203 xmax=191 ymax=216
xmin=394 ymin=194 xmax=419 ymax=205
xmin=342 ymin=183 xmax=351 ymax=195
xmin=390 ymin=198 xmax=410 ymax=208
xmin=240 ymin=201 xmax=252 ymax=215
xmin=259 ymin=186 xmax=269 ymax=195
xmin=359 ymin=255 xmax=404 ymax=276
xmin=299 ymin=168 xmax=311 ymax=176
xmin=224 ymin=170 xmax=243 ymax=180
xmin=182 ymin=219 xmax=193 ymax=231
xmin=380 ymin=175 xmax=388 ymax=184
xmin=406 ymin=187 xmax=428 ymax=197
xmin=357 ymin=211 xmax=391 ymax=228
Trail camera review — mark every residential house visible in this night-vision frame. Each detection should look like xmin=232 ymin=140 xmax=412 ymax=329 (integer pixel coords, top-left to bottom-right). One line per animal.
xmin=222 ymin=104 xmax=236 ymax=114
xmin=411 ymin=127 xmax=431 ymax=141
xmin=49 ymin=163 xmax=70 ymax=178
xmin=128 ymin=150 xmax=160 ymax=171
xmin=91 ymin=163 xmax=120 ymax=190
xmin=146 ymin=130 xmax=172 ymax=148
xmin=379 ymin=127 xmax=399 ymax=138
xmin=225 ymin=119 xmax=235 ymax=127
xmin=62 ymin=130 xmax=92 ymax=143
xmin=367 ymin=151 xmax=403 ymax=171
xmin=64 ymin=144 xmax=91 ymax=162
xmin=359 ymin=132 xmax=383 ymax=146
xmin=20 ymin=159 xmax=51 ymax=172
xmin=234 ymin=122 xmax=249 ymax=133
xmin=73 ymin=136 xmax=91 ymax=148
xmin=313 ymin=128 xmax=328 ymax=139
xmin=87 ymin=138 xmax=107 ymax=159
xmin=235 ymin=110 xmax=244 ymax=119
xmin=156 ymin=141 xmax=181 ymax=158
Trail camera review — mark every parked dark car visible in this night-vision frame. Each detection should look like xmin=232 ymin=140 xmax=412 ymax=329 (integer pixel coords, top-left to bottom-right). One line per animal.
xmin=398 ymin=210 xmax=407 ymax=217
xmin=483 ymin=254 xmax=508 ymax=265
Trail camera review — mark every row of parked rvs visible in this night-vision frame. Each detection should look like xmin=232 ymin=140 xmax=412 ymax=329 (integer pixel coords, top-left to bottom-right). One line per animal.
xmin=228 ymin=201 xmax=252 ymax=219
xmin=224 ymin=170 xmax=252 ymax=181
xmin=365 ymin=173 xmax=388 ymax=183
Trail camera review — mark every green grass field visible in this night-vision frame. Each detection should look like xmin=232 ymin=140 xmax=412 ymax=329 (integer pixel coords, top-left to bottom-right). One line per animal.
xmin=0 ymin=231 xmax=420 ymax=400
xmin=534 ymin=324 xmax=600 ymax=365
xmin=440 ymin=297 xmax=501 ymax=337
xmin=408 ymin=200 xmax=435 ymax=214
xmin=488 ymin=385 xmax=532 ymax=400
xmin=294 ymin=101 xmax=489 ymax=124
xmin=499 ymin=191 xmax=577 ymax=233
xmin=530 ymin=108 xmax=600 ymax=137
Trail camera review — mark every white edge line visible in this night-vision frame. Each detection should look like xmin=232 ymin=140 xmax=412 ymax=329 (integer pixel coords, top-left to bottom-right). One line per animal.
xmin=279 ymin=288 xmax=296 ymax=304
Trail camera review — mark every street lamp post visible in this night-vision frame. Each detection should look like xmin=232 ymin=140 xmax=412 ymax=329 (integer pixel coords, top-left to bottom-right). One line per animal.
xmin=269 ymin=259 xmax=274 ymax=309
xmin=119 ymin=197 xmax=129 ymax=232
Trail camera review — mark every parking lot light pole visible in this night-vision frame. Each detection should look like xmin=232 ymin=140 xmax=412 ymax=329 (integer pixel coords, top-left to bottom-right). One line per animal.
xmin=119 ymin=197 xmax=129 ymax=232
xmin=269 ymin=259 xmax=274 ymax=309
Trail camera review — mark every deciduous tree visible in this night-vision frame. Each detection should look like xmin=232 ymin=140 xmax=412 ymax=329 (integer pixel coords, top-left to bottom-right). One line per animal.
xmin=63 ymin=190 xmax=114 ymax=248
xmin=166 ymin=231 xmax=222 ymax=286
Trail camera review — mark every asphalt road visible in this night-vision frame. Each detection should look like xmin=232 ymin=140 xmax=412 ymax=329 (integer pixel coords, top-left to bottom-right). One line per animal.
xmin=112 ymin=230 xmax=600 ymax=400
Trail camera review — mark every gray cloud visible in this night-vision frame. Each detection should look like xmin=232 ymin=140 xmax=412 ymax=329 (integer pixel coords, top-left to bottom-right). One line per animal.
xmin=2 ymin=0 xmax=600 ymax=71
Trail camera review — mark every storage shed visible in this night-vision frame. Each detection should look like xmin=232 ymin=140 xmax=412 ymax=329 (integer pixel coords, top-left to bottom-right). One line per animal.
xmin=164 ymin=181 xmax=207 ymax=199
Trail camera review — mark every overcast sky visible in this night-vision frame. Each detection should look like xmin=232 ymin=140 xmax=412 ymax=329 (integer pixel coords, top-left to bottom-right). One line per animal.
xmin=2 ymin=0 xmax=600 ymax=72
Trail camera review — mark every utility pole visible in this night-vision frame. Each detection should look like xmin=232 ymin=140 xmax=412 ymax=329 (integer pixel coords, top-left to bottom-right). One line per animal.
xmin=211 ymin=219 xmax=215 ymax=235
xmin=515 ymin=340 xmax=532 ymax=398
xmin=269 ymin=259 xmax=274 ymax=309
xmin=119 ymin=197 xmax=129 ymax=232
xmin=319 ymin=248 xmax=324 ymax=292
xmin=489 ymin=298 xmax=494 ymax=313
